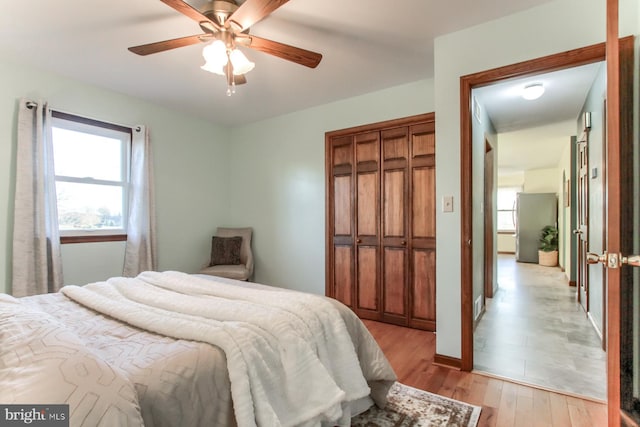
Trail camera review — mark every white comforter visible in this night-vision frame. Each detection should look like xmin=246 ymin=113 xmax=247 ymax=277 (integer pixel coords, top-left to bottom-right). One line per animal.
xmin=0 ymin=271 xmax=396 ymax=427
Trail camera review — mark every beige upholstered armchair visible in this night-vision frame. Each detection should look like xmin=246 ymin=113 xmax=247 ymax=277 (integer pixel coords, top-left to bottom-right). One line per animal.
xmin=199 ymin=227 xmax=254 ymax=281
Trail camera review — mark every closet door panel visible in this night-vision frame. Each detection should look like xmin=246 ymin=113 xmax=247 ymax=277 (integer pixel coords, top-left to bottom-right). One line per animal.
xmin=333 ymin=245 xmax=353 ymax=307
xmin=354 ymin=132 xmax=381 ymax=318
xmin=383 ymin=247 xmax=407 ymax=319
xmin=334 ymin=175 xmax=352 ymax=236
xmin=357 ymin=247 xmax=378 ymax=311
xmin=411 ymin=248 xmax=436 ymax=329
xmin=411 ymin=124 xmax=435 ymax=157
xmin=328 ymin=135 xmax=354 ymax=307
xmin=382 ymin=127 xmax=409 ymax=163
xmin=357 ymin=173 xmax=378 ymax=237
xmin=383 ymin=170 xmax=406 ymax=237
xmin=381 ymin=127 xmax=409 ymax=324
xmin=412 ymin=167 xmax=435 ymax=238
xmin=408 ymin=122 xmax=436 ymax=331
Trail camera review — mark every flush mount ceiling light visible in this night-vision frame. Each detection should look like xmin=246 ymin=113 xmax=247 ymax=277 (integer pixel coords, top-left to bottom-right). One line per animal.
xmin=522 ymin=83 xmax=545 ymax=100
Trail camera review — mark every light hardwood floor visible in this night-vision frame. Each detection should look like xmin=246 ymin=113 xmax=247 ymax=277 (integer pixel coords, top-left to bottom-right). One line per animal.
xmin=363 ymin=320 xmax=607 ymax=427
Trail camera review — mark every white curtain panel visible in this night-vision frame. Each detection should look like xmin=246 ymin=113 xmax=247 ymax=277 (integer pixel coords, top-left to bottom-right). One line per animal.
xmin=12 ymin=99 xmax=63 ymax=296
xmin=123 ymin=125 xmax=157 ymax=276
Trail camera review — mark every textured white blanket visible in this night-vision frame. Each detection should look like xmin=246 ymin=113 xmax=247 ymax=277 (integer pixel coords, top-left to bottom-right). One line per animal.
xmin=61 ymin=271 xmax=374 ymax=427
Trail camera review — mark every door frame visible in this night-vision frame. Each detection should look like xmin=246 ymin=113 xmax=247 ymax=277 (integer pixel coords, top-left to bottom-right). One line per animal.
xmin=460 ymin=41 xmax=607 ymax=372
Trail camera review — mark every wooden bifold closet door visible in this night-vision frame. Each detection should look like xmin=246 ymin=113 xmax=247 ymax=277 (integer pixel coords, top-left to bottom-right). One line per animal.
xmin=325 ymin=113 xmax=436 ymax=331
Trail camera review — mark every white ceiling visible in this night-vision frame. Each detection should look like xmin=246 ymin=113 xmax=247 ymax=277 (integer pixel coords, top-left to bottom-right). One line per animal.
xmin=474 ymin=62 xmax=604 ymax=175
xmin=1 ymin=0 xmax=602 ymax=175
xmin=0 ymin=0 xmax=557 ymax=126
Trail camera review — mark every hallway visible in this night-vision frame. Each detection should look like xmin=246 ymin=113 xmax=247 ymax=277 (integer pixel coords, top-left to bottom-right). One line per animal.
xmin=473 ymin=254 xmax=606 ymax=401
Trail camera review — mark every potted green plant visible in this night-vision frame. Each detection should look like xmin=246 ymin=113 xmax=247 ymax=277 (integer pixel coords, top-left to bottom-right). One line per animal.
xmin=538 ymin=225 xmax=559 ymax=266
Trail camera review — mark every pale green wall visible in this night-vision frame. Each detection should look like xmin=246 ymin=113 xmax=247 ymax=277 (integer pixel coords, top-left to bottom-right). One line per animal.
xmin=557 ymin=137 xmax=573 ymax=281
xmin=0 ymin=55 xmax=432 ymax=296
xmin=580 ymin=63 xmax=607 ymax=336
xmin=227 ymin=80 xmax=434 ymax=294
xmin=471 ymin=95 xmax=497 ymax=317
xmin=433 ymin=0 xmax=607 ymax=359
xmin=0 ymin=59 xmax=231 ymax=293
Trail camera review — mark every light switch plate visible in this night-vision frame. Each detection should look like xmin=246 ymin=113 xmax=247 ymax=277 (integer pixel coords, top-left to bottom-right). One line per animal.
xmin=443 ymin=196 xmax=454 ymax=212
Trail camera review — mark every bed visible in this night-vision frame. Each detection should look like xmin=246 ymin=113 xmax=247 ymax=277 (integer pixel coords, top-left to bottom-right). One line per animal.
xmin=0 ymin=271 xmax=396 ymax=427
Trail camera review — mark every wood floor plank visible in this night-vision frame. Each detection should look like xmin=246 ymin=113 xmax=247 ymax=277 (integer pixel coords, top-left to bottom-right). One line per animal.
xmin=567 ymin=403 xmax=594 ymax=427
xmin=514 ymin=394 xmax=534 ymax=427
xmin=495 ymin=381 xmax=518 ymax=427
xmin=438 ymin=368 xmax=465 ymax=398
xmin=452 ymin=371 xmax=474 ymax=402
xmin=361 ymin=320 xmax=607 ymax=427
xmin=532 ymin=388 xmax=553 ymax=427
xmin=483 ymin=378 xmax=504 ymax=408
xmin=467 ymin=374 xmax=490 ymax=406
xmin=477 ymin=405 xmax=498 ymax=427
xmin=584 ymin=399 xmax=608 ymax=426
xmin=549 ymin=393 xmax=572 ymax=426
xmin=420 ymin=364 xmax=448 ymax=393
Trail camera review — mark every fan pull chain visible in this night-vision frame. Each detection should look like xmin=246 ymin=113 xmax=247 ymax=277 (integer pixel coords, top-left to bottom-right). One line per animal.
xmin=226 ymin=51 xmax=235 ymax=96
xmin=226 ymin=81 xmax=236 ymax=97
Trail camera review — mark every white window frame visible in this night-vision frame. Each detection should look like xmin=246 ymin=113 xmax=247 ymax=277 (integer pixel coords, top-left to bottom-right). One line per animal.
xmin=51 ymin=111 xmax=132 ymax=242
xmin=497 ymin=186 xmax=521 ymax=233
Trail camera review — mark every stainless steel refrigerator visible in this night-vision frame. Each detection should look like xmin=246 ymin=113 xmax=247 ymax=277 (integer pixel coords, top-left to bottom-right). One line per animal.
xmin=515 ymin=192 xmax=558 ymax=263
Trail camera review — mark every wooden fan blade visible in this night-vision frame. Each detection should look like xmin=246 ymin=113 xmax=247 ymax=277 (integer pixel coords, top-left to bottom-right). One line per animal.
xmin=160 ymin=0 xmax=221 ymax=31
xmin=128 ymin=34 xmax=208 ymax=56
xmin=226 ymin=0 xmax=289 ymax=32
xmin=244 ymin=35 xmax=322 ymax=68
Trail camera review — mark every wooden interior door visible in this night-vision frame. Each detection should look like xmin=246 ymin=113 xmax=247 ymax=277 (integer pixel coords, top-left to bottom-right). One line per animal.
xmin=408 ymin=122 xmax=436 ymax=330
xmin=381 ymin=127 xmax=409 ymax=325
xmin=604 ymin=0 xmax=637 ymax=422
xmin=484 ymin=140 xmax=495 ymax=300
xmin=576 ymin=132 xmax=589 ymax=313
xmin=355 ymin=132 xmax=381 ymax=320
xmin=328 ymin=135 xmax=355 ymax=308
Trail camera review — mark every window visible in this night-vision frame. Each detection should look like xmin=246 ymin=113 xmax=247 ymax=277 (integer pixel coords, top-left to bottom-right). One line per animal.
xmin=51 ymin=111 xmax=131 ymax=243
xmin=497 ymin=187 xmax=520 ymax=232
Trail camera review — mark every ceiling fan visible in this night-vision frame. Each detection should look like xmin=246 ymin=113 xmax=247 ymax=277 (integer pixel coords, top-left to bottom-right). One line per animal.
xmin=128 ymin=0 xmax=323 ymax=95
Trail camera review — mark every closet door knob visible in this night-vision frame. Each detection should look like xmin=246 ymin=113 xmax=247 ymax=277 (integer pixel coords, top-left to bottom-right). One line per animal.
xmin=401 ymin=240 xmax=406 ymax=246
xmin=356 ymin=238 xmax=362 ymax=244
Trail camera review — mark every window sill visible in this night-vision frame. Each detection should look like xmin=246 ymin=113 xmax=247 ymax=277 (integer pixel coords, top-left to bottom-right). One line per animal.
xmin=61 ymin=234 xmax=127 ymax=244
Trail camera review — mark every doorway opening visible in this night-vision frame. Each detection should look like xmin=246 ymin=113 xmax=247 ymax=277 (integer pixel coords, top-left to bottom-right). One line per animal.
xmin=459 ymin=42 xmax=608 ymax=393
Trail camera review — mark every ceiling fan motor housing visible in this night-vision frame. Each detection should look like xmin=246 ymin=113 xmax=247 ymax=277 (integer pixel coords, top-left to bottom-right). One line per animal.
xmin=201 ymin=0 xmax=239 ymax=26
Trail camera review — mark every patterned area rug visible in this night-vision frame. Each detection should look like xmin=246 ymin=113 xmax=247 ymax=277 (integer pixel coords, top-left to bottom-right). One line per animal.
xmin=351 ymin=382 xmax=481 ymax=427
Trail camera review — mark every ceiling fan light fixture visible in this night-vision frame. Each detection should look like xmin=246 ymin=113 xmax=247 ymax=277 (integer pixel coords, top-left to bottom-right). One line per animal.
xmin=201 ymin=61 xmax=226 ymax=75
xmin=229 ymin=49 xmax=255 ymax=75
xmin=201 ymin=40 xmax=228 ymax=75
xmin=522 ymin=83 xmax=545 ymax=100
